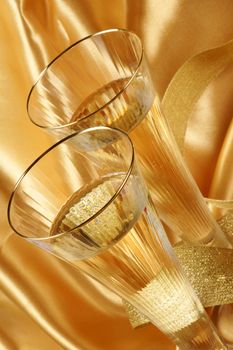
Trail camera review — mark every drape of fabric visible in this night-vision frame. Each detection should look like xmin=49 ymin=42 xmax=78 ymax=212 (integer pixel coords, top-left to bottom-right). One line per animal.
xmin=0 ymin=1 xmax=232 ymax=349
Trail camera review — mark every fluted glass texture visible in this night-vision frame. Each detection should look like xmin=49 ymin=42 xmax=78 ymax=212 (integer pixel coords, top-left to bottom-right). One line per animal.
xmin=8 ymin=127 xmax=226 ymax=349
xmin=27 ymin=29 xmax=230 ymax=249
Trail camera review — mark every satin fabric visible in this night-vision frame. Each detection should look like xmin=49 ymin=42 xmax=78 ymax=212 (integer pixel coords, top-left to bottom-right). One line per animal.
xmin=0 ymin=1 xmax=233 ymax=349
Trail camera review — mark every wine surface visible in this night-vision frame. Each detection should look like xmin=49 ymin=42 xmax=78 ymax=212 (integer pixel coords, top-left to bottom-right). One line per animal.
xmin=50 ymin=173 xmax=146 ymax=259
xmin=70 ymin=75 xmax=151 ymax=133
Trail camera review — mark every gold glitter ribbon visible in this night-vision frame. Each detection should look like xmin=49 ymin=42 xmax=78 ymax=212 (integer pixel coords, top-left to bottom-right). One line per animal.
xmin=125 ymin=40 xmax=233 ymax=328
xmin=217 ymin=210 xmax=233 ymax=240
xmin=162 ymin=39 xmax=233 ymax=152
xmin=124 ymin=243 xmax=233 ymax=328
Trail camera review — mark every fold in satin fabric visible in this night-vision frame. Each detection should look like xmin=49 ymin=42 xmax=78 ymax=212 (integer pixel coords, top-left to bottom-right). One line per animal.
xmin=0 ymin=1 xmax=233 ymax=349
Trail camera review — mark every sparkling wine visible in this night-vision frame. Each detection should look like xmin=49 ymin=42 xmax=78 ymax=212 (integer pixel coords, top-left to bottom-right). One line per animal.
xmin=71 ymin=76 xmax=230 ymax=248
xmin=50 ymin=174 xmax=146 ymax=259
xmin=70 ymin=76 xmax=150 ymax=132
xmin=49 ymin=175 xmax=225 ymax=349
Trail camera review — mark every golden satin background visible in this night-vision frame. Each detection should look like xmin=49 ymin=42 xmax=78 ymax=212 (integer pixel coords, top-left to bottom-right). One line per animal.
xmin=0 ymin=1 xmax=233 ymax=349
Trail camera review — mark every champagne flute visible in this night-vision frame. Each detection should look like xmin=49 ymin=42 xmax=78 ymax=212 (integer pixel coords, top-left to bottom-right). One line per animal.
xmin=7 ymin=126 xmax=227 ymax=349
xmin=26 ymin=28 xmax=231 ymax=249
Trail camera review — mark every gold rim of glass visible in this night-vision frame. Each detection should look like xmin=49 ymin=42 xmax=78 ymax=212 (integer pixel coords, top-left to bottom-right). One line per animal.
xmin=26 ymin=28 xmax=143 ymax=130
xmin=7 ymin=126 xmax=135 ymax=241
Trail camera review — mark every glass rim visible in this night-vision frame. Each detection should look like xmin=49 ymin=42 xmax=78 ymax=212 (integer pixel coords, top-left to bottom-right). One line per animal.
xmin=26 ymin=28 xmax=144 ymax=130
xmin=7 ymin=126 xmax=135 ymax=241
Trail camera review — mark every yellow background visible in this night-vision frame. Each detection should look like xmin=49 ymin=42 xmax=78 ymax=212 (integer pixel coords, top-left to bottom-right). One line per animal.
xmin=0 ymin=1 xmax=233 ymax=349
